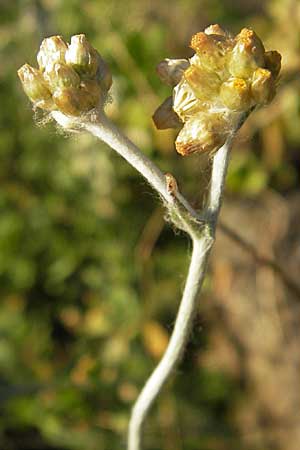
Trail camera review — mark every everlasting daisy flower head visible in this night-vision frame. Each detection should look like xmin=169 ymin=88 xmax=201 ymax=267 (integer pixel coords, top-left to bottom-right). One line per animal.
xmin=153 ymin=24 xmax=281 ymax=156
xmin=18 ymin=34 xmax=112 ymax=120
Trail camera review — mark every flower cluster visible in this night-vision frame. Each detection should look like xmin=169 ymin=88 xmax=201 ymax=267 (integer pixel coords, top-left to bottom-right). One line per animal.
xmin=18 ymin=35 xmax=112 ymax=117
xmin=153 ymin=25 xmax=281 ymax=156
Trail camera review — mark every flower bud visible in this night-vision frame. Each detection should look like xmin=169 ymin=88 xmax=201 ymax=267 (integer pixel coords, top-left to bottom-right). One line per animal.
xmin=264 ymin=51 xmax=281 ymax=78
xmin=220 ymin=77 xmax=251 ymax=111
xmin=156 ymin=58 xmax=190 ymax=86
xmin=53 ymin=81 xmax=101 ymax=116
xmin=52 ymin=88 xmax=82 ymax=116
xmin=80 ymin=80 xmax=102 ymax=106
xmin=228 ymin=28 xmax=265 ymax=78
xmin=37 ymin=36 xmax=67 ymax=71
xmin=184 ymin=65 xmax=221 ymax=101
xmin=204 ymin=24 xmax=227 ymax=37
xmin=152 ymin=96 xmax=182 ymax=130
xmin=44 ymin=63 xmax=80 ymax=91
xmin=251 ymin=68 xmax=275 ymax=104
xmin=17 ymin=63 xmax=53 ymax=109
xmin=175 ymin=112 xmax=227 ymax=156
xmin=190 ymin=32 xmax=231 ymax=72
xmin=19 ymin=34 xmax=113 ymax=118
xmin=65 ymin=34 xmax=99 ymax=76
xmin=153 ymin=25 xmax=281 ymax=157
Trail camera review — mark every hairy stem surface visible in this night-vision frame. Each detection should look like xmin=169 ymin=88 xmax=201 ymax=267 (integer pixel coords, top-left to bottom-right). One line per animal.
xmin=80 ymin=112 xmax=232 ymax=450
xmin=128 ymin=234 xmax=213 ymax=450
xmin=83 ymin=113 xmax=200 ymax=224
xmin=127 ymin=140 xmax=231 ymax=450
xmin=84 ymin=113 xmax=169 ymax=200
xmin=208 ymin=138 xmax=232 ymax=222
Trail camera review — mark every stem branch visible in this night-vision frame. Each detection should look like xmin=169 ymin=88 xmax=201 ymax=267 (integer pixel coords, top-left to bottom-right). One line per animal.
xmin=83 ymin=113 xmax=200 ymax=224
xmin=79 ymin=112 xmax=232 ymax=450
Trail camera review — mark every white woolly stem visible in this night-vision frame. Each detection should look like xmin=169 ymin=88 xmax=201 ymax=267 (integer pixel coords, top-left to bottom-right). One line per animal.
xmin=128 ymin=234 xmax=213 ymax=450
xmin=208 ymin=139 xmax=232 ymax=222
xmin=127 ymin=140 xmax=232 ymax=450
xmin=81 ymin=113 xmax=205 ymax=240
xmin=77 ymin=112 xmax=232 ymax=450
xmin=83 ymin=113 xmax=172 ymax=202
xmin=82 ymin=112 xmax=201 ymax=225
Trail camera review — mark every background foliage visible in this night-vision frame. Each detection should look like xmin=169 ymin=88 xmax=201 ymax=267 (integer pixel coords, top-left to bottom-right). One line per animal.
xmin=1 ymin=0 xmax=300 ymax=449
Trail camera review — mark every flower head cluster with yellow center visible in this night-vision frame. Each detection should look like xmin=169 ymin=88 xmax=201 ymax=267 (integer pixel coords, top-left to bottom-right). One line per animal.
xmin=18 ymin=35 xmax=112 ymax=118
xmin=153 ymin=24 xmax=281 ymax=156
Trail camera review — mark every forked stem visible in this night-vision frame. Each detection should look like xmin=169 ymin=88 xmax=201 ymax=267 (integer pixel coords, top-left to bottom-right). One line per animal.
xmin=127 ymin=140 xmax=231 ymax=450
xmin=82 ymin=112 xmax=200 ymax=224
xmin=80 ymin=112 xmax=232 ymax=450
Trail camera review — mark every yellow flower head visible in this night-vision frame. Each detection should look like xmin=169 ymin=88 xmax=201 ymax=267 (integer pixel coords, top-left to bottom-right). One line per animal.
xmin=18 ymin=34 xmax=112 ymax=117
xmin=153 ymin=25 xmax=281 ymax=156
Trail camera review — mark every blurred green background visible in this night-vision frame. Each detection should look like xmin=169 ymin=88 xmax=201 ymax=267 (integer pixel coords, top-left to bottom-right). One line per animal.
xmin=1 ymin=0 xmax=300 ymax=449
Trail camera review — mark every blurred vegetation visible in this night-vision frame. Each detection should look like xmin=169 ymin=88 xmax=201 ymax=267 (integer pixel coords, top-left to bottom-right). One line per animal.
xmin=0 ymin=0 xmax=300 ymax=449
